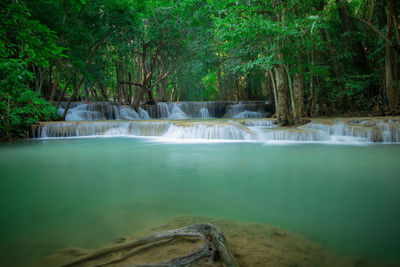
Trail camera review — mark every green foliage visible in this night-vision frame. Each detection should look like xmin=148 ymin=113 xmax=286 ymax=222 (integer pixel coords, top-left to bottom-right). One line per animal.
xmin=0 ymin=60 xmax=58 ymax=139
xmin=1 ymin=0 xmax=396 ymax=136
xmin=0 ymin=0 xmax=59 ymax=139
xmin=201 ymin=73 xmax=219 ymax=100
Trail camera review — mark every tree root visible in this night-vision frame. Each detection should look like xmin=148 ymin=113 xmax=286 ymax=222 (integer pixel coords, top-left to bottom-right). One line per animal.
xmin=61 ymin=223 xmax=239 ymax=267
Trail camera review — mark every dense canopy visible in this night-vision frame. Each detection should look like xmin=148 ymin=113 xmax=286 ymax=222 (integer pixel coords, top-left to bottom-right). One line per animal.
xmin=1 ymin=0 xmax=399 ymax=138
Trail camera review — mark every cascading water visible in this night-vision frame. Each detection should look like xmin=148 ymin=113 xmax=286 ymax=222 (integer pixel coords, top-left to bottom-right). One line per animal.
xmin=162 ymin=123 xmax=250 ymax=140
xmin=58 ymin=102 xmax=150 ymax=121
xmin=226 ymin=102 xmax=272 ymax=119
xmin=35 ymin=121 xmax=172 ymax=138
xmin=260 ymin=129 xmax=331 ymax=142
xmin=57 ymin=101 xmax=274 ymax=121
xmin=200 ymin=107 xmax=210 ymax=119
xmin=242 ymin=119 xmax=275 ymax=127
xmin=167 ymin=104 xmax=188 ymax=119
xmin=234 ymin=111 xmax=263 ymax=119
xmin=154 ymin=102 xmax=230 ymax=119
xmin=33 ymin=120 xmax=251 ymax=140
xmin=37 ymin=101 xmax=400 ymax=143
xmin=57 ymin=102 xmax=116 ymax=121
xmin=33 ymin=118 xmax=400 ymax=143
xmin=300 ymin=119 xmax=400 ymax=143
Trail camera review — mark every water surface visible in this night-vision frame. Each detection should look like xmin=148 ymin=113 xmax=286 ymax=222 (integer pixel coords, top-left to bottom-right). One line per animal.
xmin=0 ymin=138 xmax=399 ymax=266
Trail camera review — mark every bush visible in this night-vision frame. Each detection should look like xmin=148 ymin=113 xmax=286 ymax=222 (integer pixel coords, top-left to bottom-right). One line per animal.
xmin=0 ymin=59 xmax=58 ymax=139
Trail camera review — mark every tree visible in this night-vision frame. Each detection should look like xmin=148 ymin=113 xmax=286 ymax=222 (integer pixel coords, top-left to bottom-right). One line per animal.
xmin=0 ymin=1 xmax=59 ymax=139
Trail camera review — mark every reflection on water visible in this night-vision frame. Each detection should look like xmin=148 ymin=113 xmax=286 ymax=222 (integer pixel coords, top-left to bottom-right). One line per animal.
xmin=0 ymin=138 xmax=399 ymax=266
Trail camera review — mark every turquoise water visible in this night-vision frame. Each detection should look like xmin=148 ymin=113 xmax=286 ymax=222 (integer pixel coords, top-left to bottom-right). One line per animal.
xmin=0 ymin=138 xmax=400 ymax=266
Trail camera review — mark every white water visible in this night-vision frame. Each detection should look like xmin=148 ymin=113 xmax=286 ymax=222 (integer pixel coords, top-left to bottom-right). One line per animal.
xmin=227 ymin=103 xmax=269 ymax=118
xmin=155 ymin=102 xmax=239 ymax=119
xmin=233 ymin=110 xmax=263 ymax=119
xmin=37 ymin=121 xmax=171 ymax=138
xmin=34 ymin=118 xmax=400 ymax=143
xmin=301 ymin=119 xmax=400 ymax=143
xmin=58 ymin=102 xmax=273 ymax=121
xmin=35 ymin=121 xmax=250 ymax=140
xmin=167 ymin=105 xmax=188 ymax=119
xmin=156 ymin=102 xmax=217 ymax=119
xmin=155 ymin=102 xmax=271 ymax=119
xmin=58 ymin=103 xmax=150 ymax=121
xmin=200 ymin=107 xmax=210 ymax=119
xmin=242 ymin=119 xmax=275 ymax=127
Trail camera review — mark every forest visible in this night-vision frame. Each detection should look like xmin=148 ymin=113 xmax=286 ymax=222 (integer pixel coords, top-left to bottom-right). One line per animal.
xmin=1 ymin=0 xmax=399 ymax=139
xmin=2 ymin=1 xmax=400 ymax=266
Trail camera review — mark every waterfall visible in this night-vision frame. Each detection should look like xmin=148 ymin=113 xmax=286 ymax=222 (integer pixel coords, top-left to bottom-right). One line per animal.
xmin=242 ymin=119 xmax=275 ymax=127
xmin=301 ymin=119 xmax=400 ymax=143
xmin=162 ymin=123 xmax=250 ymax=140
xmin=35 ymin=121 xmax=172 ymax=138
xmin=234 ymin=111 xmax=263 ymax=119
xmin=155 ymin=102 xmax=229 ymax=119
xmin=260 ymin=129 xmax=331 ymax=142
xmin=168 ymin=105 xmax=188 ymax=119
xmin=58 ymin=103 xmax=116 ymax=121
xmin=119 ymin=106 xmax=140 ymax=120
xmin=138 ymin=108 xmax=150 ymax=120
xmin=57 ymin=101 xmax=275 ymax=121
xmin=34 ymin=121 xmax=250 ymax=140
xmin=58 ymin=102 xmax=152 ymax=121
xmin=200 ymin=107 xmax=210 ymax=119
xmin=33 ymin=117 xmax=400 ymax=143
xmin=226 ymin=102 xmax=272 ymax=118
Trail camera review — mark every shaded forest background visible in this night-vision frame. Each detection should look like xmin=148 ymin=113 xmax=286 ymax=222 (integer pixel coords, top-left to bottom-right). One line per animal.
xmin=1 ymin=0 xmax=399 ymax=138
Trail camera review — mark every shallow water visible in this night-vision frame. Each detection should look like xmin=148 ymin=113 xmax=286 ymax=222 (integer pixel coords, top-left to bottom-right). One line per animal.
xmin=0 ymin=138 xmax=399 ymax=266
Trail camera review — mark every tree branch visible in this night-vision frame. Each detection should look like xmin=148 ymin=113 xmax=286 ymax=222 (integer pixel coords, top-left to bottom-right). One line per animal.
xmin=120 ymin=81 xmax=143 ymax=87
xmin=352 ymin=16 xmax=400 ymax=53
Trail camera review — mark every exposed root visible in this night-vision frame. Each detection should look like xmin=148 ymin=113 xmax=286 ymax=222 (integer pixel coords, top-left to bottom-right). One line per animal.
xmin=62 ymin=223 xmax=239 ymax=267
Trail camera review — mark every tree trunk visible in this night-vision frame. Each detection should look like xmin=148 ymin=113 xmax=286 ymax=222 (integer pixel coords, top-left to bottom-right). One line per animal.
xmin=133 ymin=56 xmax=142 ymax=107
xmin=216 ymin=40 xmax=224 ymax=101
xmin=235 ymin=75 xmax=239 ymax=103
xmin=275 ymin=63 xmax=291 ymax=125
xmin=158 ymin=77 xmax=167 ymax=102
xmin=147 ymin=87 xmax=155 ymax=103
xmin=132 ymin=44 xmax=148 ymax=110
xmin=115 ymin=60 xmax=122 ymax=104
xmin=128 ymin=72 xmax=133 ymax=104
xmin=324 ymin=28 xmax=344 ymax=89
xmin=123 ymin=68 xmax=130 ymax=104
xmin=49 ymin=62 xmax=61 ymax=103
xmin=335 ymin=0 xmax=368 ymax=72
xmin=284 ymin=64 xmax=295 ymax=112
xmin=62 ymin=78 xmax=84 ymax=120
xmin=100 ymin=83 xmax=108 ymax=101
xmin=267 ymin=70 xmax=278 ymax=118
xmin=385 ymin=0 xmax=398 ymax=110
xmin=56 ymin=76 xmax=72 ymax=109
xmin=310 ymin=76 xmax=319 ymax=116
xmin=390 ymin=0 xmax=400 ymax=103
xmin=82 ymin=82 xmax=88 ymax=101
xmin=265 ymin=71 xmax=275 ymax=104
xmin=293 ymin=73 xmax=304 ymax=123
